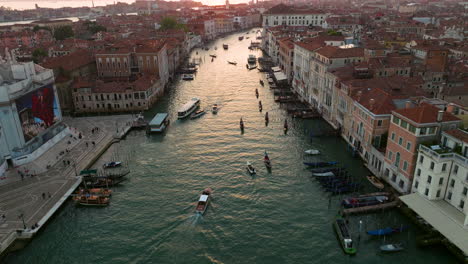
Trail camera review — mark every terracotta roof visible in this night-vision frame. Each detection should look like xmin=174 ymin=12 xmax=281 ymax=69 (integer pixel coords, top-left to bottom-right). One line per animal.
xmin=41 ymin=49 xmax=94 ymax=72
xmin=393 ymin=103 xmax=460 ymax=124
xmin=444 ymin=129 xmax=468 ymax=143
xmin=316 ymin=46 xmax=364 ymax=58
xmin=264 ymin=4 xmax=324 ymax=15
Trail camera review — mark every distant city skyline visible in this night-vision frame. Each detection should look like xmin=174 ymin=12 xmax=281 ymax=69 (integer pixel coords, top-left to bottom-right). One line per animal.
xmin=0 ymin=0 xmax=252 ymax=10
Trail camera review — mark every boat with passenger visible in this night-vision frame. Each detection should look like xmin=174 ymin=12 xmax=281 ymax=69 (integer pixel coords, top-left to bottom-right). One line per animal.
xmin=212 ymin=104 xmax=219 ymax=114
xmin=248 ymin=54 xmax=257 ymax=64
xmin=246 ymin=162 xmax=256 ymax=175
xmin=73 ymin=195 xmax=110 ymax=206
xmin=228 ymin=61 xmax=237 ymax=65
xmin=333 ymin=216 xmax=357 ymax=255
xmin=238 ymin=36 xmax=244 ymax=40
xmin=178 ymin=98 xmax=201 ymax=119
xmin=190 ymin=110 xmax=206 ymax=119
xmin=76 ymin=188 xmax=112 ymax=197
xmin=223 ymin=44 xmax=228 ymax=50
xmin=264 ymin=151 xmax=272 ymax=169
xmin=148 ymin=113 xmax=170 ymax=133
xmin=182 ymin=74 xmax=194 ymax=80
xmin=195 ymin=188 xmax=212 ymax=215
xmin=367 ymin=175 xmax=385 ymax=189
xmin=342 ymin=193 xmax=390 ymax=208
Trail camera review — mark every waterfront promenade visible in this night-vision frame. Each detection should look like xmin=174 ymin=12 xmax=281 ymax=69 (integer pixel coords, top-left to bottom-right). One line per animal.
xmin=0 ymin=115 xmax=133 ymax=256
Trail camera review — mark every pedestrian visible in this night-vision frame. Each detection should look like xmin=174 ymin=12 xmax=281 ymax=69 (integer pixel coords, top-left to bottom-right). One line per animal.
xmin=63 ymin=160 xmax=66 ymax=165
xmin=92 ymin=141 xmax=95 ymax=147
xmin=42 ymin=193 xmax=45 ymax=199
xmin=86 ymin=142 xmax=88 ymax=147
xmin=91 ymin=128 xmax=94 ymax=134
xmin=67 ymin=160 xmax=71 ymax=165
xmin=21 ymin=174 xmax=24 ymax=180
xmin=48 ymin=192 xmax=51 ymax=198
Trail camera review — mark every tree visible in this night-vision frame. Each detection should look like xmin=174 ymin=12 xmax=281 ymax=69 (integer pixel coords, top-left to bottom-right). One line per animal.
xmin=327 ymin=30 xmax=342 ymax=36
xmin=159 ymin=17 xmax=188 ymax=32
xmin=85 ymin=21 xmax=107 ymax=34
xmin=32 ymin=48 xmax=47 ymax=63
xmin=53 ymin=26 xmax=74 ymax=40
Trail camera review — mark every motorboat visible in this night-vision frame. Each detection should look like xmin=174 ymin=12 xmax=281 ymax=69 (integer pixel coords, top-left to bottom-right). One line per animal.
xmin=367 ymin=226 xmax=408 ymax=236
xmin=73 ymin=195 xmax=110 ymax=206
xmin=305 ymin=149 xmax=320 ymax=155
xmin=228 ymin=61 xmax=237 ymax=65
xmin=75 ymin=188 xmax=112 ymax=197
xmin=380 ymin=243 xmax=404 ymax=253
xmin=190 ymin=110 xmax=206 ymax=119
xmin=333 ymin=216 xmax=357 ymax=255
xmin=182 ymin=74 xmax=194 ymax=80
xmin=103 ymin=161 xmax=122 ymax=168
xmin=209 ymin=54 xmax=217 ymax=58
xmin=342 ymin=193 xmax=390 ymax=208
xmin=204 ymin=47 xmax=209 ymax=51
xmin=312 ymin=171 xmax=335 ymax=177
xmin=248 ymin=54 xmax=257 ymax=64
xmin=367 ymin=175 xmax=385 ymax=189
xmin=148 ymin=113 xmax=170 ymax=133
xmin=223 ymin=44 xmax=228 ymax=50
xmin=310 ymin=167 xmax=344 ymax=173
xmin=264 ymin=151 xmax=272 ymax=169
xmin=246 ymin=36 xmax=250 ymax=39
xmin=195 ymin=188 xmax=212 ymax=215
xmin=178 ymin=98 xmax=201 ymax=119
xmin=246 ymin=162 xmax=256 ymax=175
xmin=212 ymin=104 xmax=219 ymax=114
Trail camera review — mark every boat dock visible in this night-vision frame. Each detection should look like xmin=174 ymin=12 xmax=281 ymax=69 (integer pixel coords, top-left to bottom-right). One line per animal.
xmin=0 ymin=115 xmax=133 ymax=258
xmin=342 ymin=200 xmax=399 ymax=215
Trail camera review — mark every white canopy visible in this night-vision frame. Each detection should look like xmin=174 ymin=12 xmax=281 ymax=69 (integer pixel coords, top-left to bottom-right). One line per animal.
xmin=199 ymin=195 xmax=209 ymax=202
xmin=271 ymin=66 xmax=282 ymax=72
xmin=274 ymin=71 xmax=287 ymax=81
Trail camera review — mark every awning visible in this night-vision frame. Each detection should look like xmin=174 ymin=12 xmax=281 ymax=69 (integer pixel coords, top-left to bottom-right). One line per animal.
xmin=400 ymin=193 xmax=468 ymax=255
xmin=271 ymin=66 xmax=281 ymax=72
xmin=273 ymin=71 xmax=287 ymax=82
xmin=199 ymin=195 xmax=209 ymax=202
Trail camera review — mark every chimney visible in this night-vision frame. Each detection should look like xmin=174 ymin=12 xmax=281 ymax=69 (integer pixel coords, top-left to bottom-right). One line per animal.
xmin=369 ymin=98 xmax=375 ymax=110
xmin=405 ymin=100 xmax=412 ymax=109
xmin=437 ymin=110 xmax=444 ymax=122
xmin=446 ymin=103 xmax=455 ymax=114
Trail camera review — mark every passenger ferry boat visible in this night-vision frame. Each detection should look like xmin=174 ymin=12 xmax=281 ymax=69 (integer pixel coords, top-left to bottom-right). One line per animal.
xmin=148 ymin=113 xmax=169 ymax=133
xmin=73 ymin=195 xmax=110 ymax=206
xmin=178 ymin=98 xmax=201 ymax=119
xmin=248 ymin=54 xmax=257 ymax=64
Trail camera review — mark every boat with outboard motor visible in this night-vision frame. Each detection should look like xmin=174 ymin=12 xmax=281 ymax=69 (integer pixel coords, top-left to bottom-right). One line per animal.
xmin=190 ymin=110 xmax=206 ymax=119
xmin=380 ymin=243 xmax=404 ymax=252
xmin=305 ymin=149 xmax=320 ymax=155
xmin=342 ymin=193 xmax=390 ymax=208
xmin=333 ymin=215 xmax=357 ymax=255
xmin=103 ymin=161 xmax=122 ymax=168
xmin=303 ymin=161 xmax=338 ymax=167
xmin=223 ymin=44 xmax=228 ymax=50
xmin=246 ymin=162 xmax=256 ymax=175
xmin=212 ymin=104 xmax=219 ymax=114
xmin=195 ymin=188 xmax=212 ymax=215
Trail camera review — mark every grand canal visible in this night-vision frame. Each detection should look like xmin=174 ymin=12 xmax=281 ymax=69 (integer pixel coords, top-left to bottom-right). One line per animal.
xmin=5 ymin=31 xmax=456 ymax=263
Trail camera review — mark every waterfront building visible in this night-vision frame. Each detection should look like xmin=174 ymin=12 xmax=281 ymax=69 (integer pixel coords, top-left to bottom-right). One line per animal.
xmin=278 ymin=37 xmax=294 ymax=83
xmin=31 ymin=19 xmax=73 ymax=33
xmin=383 ymin=103 xmax=461 ymax=193
xmin=72 ymin=75 xmax=163 ymax=114
xmin=401 ymin=128 xmax=468 ymax=256
xmin=0 ymin=55 xmax=66 ymax=166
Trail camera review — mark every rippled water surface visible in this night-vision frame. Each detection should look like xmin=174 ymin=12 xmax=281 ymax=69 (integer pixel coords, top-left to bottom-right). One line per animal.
xmin=5 ymin=31 xmax=456 ymax=264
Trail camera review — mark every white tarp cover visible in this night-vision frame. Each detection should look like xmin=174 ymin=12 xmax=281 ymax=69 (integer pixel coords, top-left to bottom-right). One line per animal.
xmin=273 ymin=71 xmax=287 ymax=81
xmin=199 ymin=195 xmax=209 ymax=202
xmin=271 ymin=66 xmax=281 ymax=72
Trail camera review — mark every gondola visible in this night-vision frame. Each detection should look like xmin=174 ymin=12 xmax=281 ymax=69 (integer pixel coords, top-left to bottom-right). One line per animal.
xmin=258 ymin=101 xmax=262 ymax=112
xmin=255 ymin=88 xmax=259 ymax=98
xmin=246 ymin=162 xmax=256 ymax=175
xmin=303 ymin=161 xmax=338 ymax=167
xmin=367 ymin=175 xmax=385 ymax=189
xmin=240 ymin=118 xmax=244 ymax=131
xmin=342 ymin=194 xmax=390 ymax=208
xmin=367 ymin=226 xmax=408 ymax=236
xmin=228 ymin=61 xmax=237 ymax=65
xmin=259 ymin=80 xmax=264 ymax=86
xmin=209 ymin=54 xmax=217 ymax=58
xmin=264 ymin=151 xmax=272 ymax=170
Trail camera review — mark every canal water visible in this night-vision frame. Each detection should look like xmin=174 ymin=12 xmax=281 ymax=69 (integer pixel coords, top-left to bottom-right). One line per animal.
xmin=4 ymin=30 xmax=456 ymax=263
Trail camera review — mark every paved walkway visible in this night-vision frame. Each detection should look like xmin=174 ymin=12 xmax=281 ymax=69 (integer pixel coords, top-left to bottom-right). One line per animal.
xmin=0 ymin=115 xmax=132 ymax=255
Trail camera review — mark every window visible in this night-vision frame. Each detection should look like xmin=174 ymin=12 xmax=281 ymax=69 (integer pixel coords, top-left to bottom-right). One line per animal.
xmin=400 ymin=120 xmax=408 ymax=129
xmin=430 ymin=162 xmax=435 ymax=170
xmin=406 ymin=142 xmax=411 ymax=151
xmin=420 ymin=127 xmax=427 ymax=135
xmin=453 ymin=165 xmax=459 ymax=174
xmin=450 ymin=179 xmax=455 ymax=188
xmin=409 ymin=125 xmax=416 ymax=133
xmin=416 ymin=169 xmax=421 ymax=177
xmin=436 ymin=190 xmax=441 ymax=198
xmin=447 ymin=192 xmax=452 ymax=200
xmin=429 ymin=127 xmax=436 ymax=134
xmin=392 ymin=174 xmax=397 ymax=182
xmin=388 ymin=151 xmax=393 ymax=160
xmin=460 ymin=200 xmax=465 ymax=209
xmin=392 ymin=116 xmax=400 ymax=124
xmin=398 ymin=180 xmax=404 ymax=189
xmin=442 ymin=163 xmax=447 ymax=172
xmin=391 ymin=133 xmax=396 ymax=141
xmin=463 ymin=187 xmax=467 ymax=196
xmin=427 ymin=175 xmax=432 ymax=184
xmin=414 ymin=181 xmax=419 ymax=189
xmin=419 ymin=156 xmax=424 ymax=164
xmin=398 ymin=137 xmax=403 ymax=145
xmin=439 ymin=178 xmax=443 ymax=185
xmin=424 ymin=188 xmax=429 ymax=196
xmin=395 ymin=152 xmax=400 ymax=167
xmin=384 ymin=168 xmax=390 ymax=177
xmin=403 ymin=161 xmax=408 ymax=171
xmin=377 ymin=120 xmax=383 ymax=126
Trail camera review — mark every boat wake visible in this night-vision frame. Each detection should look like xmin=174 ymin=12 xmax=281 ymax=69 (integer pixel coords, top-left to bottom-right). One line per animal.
xmin=187 ymin=213 xmax=204 ymax=226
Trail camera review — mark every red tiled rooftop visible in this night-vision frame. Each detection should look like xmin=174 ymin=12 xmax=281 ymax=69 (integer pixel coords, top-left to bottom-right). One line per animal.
xmin=444 ymin=129 xmax=468 ymax=143
xmin=393 ymin=103 xmax=460 ymax=124
xmin=316 ymin=46 xmax=364 ymax=58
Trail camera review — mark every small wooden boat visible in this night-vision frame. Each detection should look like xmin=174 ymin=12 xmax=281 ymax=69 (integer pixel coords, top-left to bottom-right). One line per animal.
xmin=238 ymin=36 xmax=244 ymax=40
xmin=310 ymin=167 xmax=344 ymax=173
xmin=264 ymin=151 xmax=272 ymax=169
xmin=259 ymin=80 xmax=264 ymax=86
xmin=212 ymin=104 xmax=219 ymax=114
xmin=103 ymin=161 xmax=122 ymax=168
xmin=333 ymin=216 xmax=357 ymax=255
xmin=305 ymin=149 xmax=320 ymax=155
xmin=204 ymin=47 xmax=209 ymax=51
xmin=209 ymin=54 xmax=217 ymax=58
xmin=73 ymin=195 xmax=110 ymax=206
xmin=190 ymin=110 xmax=206 ymax=119
xmin=255 ymin=88 xmax=259 ymax=98
xmin=380 ymin=243 xmax=404 ymax=252
xmin=182 ymin=74 xmax=194 ymax=80
xmin=240 ymin=118 xmax=244 ymax=131
xmin=246 ymin=162 xmax=256 ymax=175
xmin=265 ymin=112 xmax=269 ymax=122
xmin=342 ymin=194 xmax=390 ymax=208
xmin=367 ymin=175 xmax=385 ymax=189
xmin=312 ymin=171 xmax=335 ymax=177
xmin=258 ymin=101 xmax=262 ymax=112
xmin=223 ymin=44 xmax=228 ymax=50
xmin=303 ymin=161 xmax=338 ymax=167
xmin=228 ymin=61 xmax=237 ymax=65
xmin=195 ymin=188 xmax=212 ymax=215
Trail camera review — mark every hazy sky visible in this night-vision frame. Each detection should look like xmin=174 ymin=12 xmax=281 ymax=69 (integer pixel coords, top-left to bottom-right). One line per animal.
xmin=1 ymin=0 xmax=244 ymax=10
